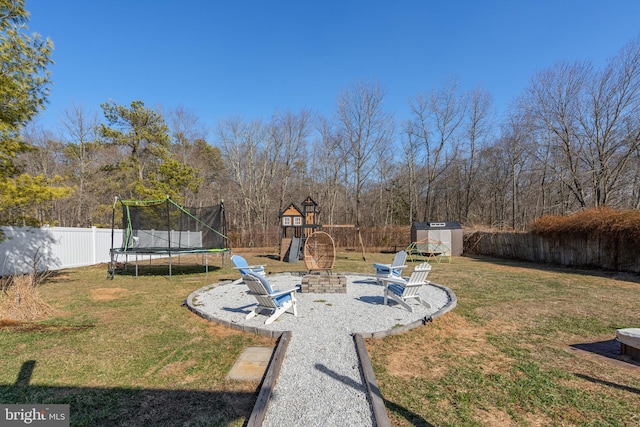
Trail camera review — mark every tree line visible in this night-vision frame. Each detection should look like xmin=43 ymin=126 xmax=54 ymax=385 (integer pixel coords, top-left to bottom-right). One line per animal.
xmin=2 ymin=2 xmax=639 ymax=246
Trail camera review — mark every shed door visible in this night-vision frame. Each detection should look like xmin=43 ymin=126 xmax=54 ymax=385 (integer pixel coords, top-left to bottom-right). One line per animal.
xmin=428 ymin=230 xmax=452 ymax=254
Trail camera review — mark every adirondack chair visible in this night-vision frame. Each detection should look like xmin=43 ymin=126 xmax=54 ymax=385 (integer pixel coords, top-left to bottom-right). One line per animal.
xmin=231 ymin=254 xmax=266 ymax=284
xmin=381 ymin=262 xmax=432 ymax=312
xmin=243 ymin=271 xmax=298 ymax=324
xmin=372 ymin=250 xmax=407 ymax=284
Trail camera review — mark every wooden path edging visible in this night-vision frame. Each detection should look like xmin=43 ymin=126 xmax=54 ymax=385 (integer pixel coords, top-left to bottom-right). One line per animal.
xmin=353 ymin=333 xmax=391 ymax=427
xmin=246 ymin=331 xmax=292 ymax=427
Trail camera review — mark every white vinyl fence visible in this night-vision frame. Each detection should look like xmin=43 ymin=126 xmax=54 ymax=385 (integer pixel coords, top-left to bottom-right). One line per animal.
xmin=0 ymin=226 xmax=123 ymax=275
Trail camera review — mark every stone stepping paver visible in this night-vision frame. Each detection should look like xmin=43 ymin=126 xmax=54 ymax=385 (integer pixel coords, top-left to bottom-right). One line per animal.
xmin=227 ymin=346 xmax=273 ymax=381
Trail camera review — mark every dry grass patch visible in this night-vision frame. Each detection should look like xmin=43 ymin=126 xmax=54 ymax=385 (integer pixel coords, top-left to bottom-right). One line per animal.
xmin=207 ymin=321 xmax=255 ymax=339
xmin=156 ymin=360 xmax=196 ymax=379
xmin=89 ymin=287 xmax=128 ymax=301
xmin=474 ymin=299 xmax=562 ymax=325
xmin=475 ymin=408 xmax=519 ymax=426
xmin=0 ymin=274 xmax=58 ymax=321
xmin=371 ymin=312 xmax=516 ymax=382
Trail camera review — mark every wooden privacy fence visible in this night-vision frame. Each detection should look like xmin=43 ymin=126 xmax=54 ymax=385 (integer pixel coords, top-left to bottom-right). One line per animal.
xmin=229 ymin=226 xmax=410 ymax=251
xmin=464 ymin=230 xmax=640 ymax=273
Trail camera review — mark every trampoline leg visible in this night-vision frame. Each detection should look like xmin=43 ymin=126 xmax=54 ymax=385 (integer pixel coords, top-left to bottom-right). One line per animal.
xmin=108 ymin=250 xmax=115 ymax=279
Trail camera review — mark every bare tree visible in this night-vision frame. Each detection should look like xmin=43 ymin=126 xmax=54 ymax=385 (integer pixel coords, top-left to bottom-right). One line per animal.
xmin=527 ymin=61 xmax=590 ymax=208
xmin=335 ymin=80 xmax=393 ymax=226
xmin=166 ymin=105 xmax=217 ymax=205
xmin=500 ymin=112 xmax=536 ymax=229
xmin=459 ymin=87 xmax=494 ymax=223
xmin=167 ymin=105 xmax=207 ymax=150
xmin=21 ymin=124 xmax=63 ymax=178
xmin=17 ymin=124 xmax=70 ymax=225
xmin=525 ymin=36 xmax=640 ymax=211
xmin=406 ymin=78 xmax=465 ymax=220
xmin=371 ymin=141 xmax=397 ymax=226
xmin=60 ymin=101 xmax=99 ymax=226
xmin=267 ymin=109 xmax=312 ymax=215
xmin=474 ymin=143 xmax=511 ymax=227
xmin=216 ymin=117 xmax=278 ymax=245
xmin=311 ymin=116 xmax=346 ymax=225
xmin=576 ymin=37 xmax=640 ymax=207
xmin=400 ymin=126 xmax=423 ymax=223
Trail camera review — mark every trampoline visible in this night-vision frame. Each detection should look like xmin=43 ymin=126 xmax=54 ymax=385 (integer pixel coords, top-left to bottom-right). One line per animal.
xmin=108 ymin=196 xmax=230 ymax=278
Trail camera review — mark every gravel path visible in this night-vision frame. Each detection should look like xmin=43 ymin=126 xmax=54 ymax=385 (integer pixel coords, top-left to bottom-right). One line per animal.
xmin=189 ymin=273 xmax=454 ymax=426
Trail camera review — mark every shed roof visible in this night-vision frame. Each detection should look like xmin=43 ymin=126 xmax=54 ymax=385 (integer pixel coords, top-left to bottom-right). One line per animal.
xmin=411 ymin=221 xmax=461 ymax=230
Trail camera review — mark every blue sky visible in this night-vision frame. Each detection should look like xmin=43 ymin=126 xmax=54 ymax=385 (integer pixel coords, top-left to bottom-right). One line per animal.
xmin=27 ymin=0 xmax=640 ymax=138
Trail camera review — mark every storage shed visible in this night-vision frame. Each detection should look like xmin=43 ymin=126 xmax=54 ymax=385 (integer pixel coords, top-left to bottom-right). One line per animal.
xmin=410 ymin=221 xmax=463 ymax=256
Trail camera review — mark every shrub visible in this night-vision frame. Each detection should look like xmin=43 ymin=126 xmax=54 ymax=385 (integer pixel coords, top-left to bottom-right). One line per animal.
xmin=528 ymin=208 xmax=640 ymax=238
xmin=0 ymin=273 xmax=56 ymax=321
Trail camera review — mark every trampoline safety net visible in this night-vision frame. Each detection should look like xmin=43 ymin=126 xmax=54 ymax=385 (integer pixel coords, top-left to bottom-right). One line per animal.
xmin=109 ymin=197 xmax=229 ymax=278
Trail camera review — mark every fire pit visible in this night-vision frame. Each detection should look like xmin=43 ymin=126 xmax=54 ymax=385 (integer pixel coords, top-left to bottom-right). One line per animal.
xmin=300 ymin=274 xmax=347 ymax=293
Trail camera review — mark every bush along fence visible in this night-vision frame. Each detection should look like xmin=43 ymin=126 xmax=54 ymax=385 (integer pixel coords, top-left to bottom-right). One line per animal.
xmin=464 ymin=230 xmax=640 ymax=273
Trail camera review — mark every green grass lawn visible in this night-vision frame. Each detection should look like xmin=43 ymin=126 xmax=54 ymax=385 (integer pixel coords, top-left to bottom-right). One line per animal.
xmin=2 ymin=251 xmax=639 ymax=426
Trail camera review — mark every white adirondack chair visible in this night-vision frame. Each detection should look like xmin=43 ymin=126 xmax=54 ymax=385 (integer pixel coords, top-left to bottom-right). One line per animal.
xmin=372 ymin=250 xmax=407 ymax=284
xmin=243 ymin=272 xmax=298 ymax=325
xmin=381 ymin=262 xmax=432 ymax=312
